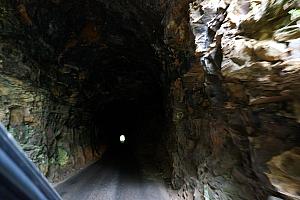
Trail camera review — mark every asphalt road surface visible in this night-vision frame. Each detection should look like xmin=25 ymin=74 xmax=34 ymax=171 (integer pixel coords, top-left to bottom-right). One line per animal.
xmin=55 ymin=146 xmax=170 ymax=200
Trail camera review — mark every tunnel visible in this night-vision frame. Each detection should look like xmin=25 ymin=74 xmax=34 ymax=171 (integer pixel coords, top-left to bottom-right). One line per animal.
xmin=1 ymin=0 xmax=300 ymax=199
xmin=94 ymin=98 xmax=165 ymax=150
xmin=45 ymin=0 xmax=170 ymax=176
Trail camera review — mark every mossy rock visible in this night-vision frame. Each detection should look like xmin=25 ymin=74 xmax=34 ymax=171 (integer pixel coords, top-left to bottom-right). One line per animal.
xmin=57 ymin=147 xmax=69 ymax=167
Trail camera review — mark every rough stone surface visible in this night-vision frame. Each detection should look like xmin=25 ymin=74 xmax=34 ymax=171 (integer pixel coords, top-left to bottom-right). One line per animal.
xmin=0 ymin=73 xmax=102 ymax=182
xmin=0 ymin=0 xmax=300 ymax=199
xmin=163 ymin=0 xmax=300 ymax=199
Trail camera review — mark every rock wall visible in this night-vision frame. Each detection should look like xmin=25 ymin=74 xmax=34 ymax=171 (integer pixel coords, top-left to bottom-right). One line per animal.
xmin=0 ymin=0 xmax=102 ymax=183
xmin=0 ymin=75 xmax=100 ymax=182
xmin=164 ymin=0 xmax=300 ymax=199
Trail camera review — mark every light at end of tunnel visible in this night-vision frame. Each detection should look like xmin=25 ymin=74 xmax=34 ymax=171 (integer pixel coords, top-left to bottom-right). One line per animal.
xmin=120 ymin=135 xmax=125 ymax=143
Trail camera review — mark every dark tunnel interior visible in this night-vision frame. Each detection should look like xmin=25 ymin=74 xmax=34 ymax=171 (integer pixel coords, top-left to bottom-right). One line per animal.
xmin=25 ymin=0 xmax=169 ymax=162
xmin=78 ymin=43 xmax=167 ymax=169
xmin=94 ymin=96 xmax=165 ymax=149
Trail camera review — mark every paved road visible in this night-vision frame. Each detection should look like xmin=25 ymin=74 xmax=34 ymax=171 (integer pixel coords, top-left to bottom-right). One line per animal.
xmin=55 ymin=147 xmax=170 ymax=200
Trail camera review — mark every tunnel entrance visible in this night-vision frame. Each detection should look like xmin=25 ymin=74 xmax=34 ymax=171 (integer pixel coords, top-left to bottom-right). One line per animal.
xmin=34 ymin=0 xmax=169 ymax=171
xmin=1 ymin=0 xmax=173 ymax=198
xmin=48 ymin=0 xmax=171 ymax=196
xmin=55 ymin=57 xmax=169 ymax=200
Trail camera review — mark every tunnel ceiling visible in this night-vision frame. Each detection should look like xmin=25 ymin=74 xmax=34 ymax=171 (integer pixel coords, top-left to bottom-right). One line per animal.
xmin=11 ymin=0 xmax=165 ymax=109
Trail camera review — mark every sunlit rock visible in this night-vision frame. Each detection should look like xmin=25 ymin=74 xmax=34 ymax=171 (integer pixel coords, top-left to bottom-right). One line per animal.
xmin=253 ymin=40 xmax=288 ymax=61
xmin=274 ymin=25 xmax=300 ymax=42
xmin=266 ymin=148 xmax=300 ymax=199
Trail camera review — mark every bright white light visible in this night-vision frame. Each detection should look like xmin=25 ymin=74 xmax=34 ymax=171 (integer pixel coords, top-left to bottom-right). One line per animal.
xmin=120 ymin=135 xmax=125 ymax=143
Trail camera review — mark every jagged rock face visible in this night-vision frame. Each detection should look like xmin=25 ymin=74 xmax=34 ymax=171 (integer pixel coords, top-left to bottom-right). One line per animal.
xmin=220 ymin=1 xmax=300 ymax=198
xmin=165 ymin=0 xmax=300 ymax=199
xmin=1 ymin=0 xmax=300 ymax=199
xmin=0 ymin=67 xmax=101 ymax=182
